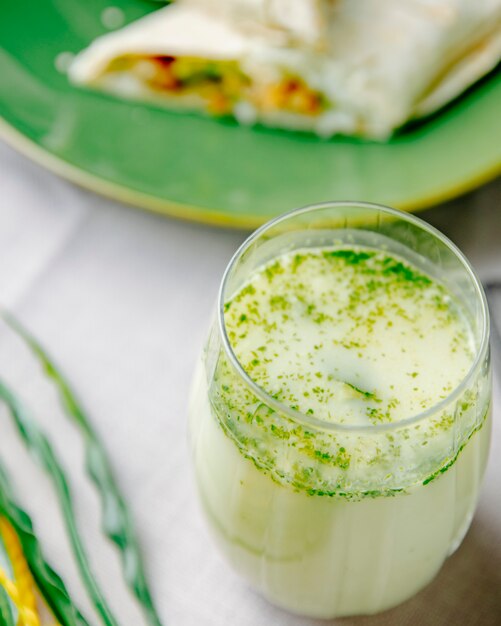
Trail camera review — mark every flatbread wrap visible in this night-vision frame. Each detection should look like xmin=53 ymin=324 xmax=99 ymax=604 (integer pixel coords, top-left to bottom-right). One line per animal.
xmin=69 ymin=0 xmax=501 ymax=138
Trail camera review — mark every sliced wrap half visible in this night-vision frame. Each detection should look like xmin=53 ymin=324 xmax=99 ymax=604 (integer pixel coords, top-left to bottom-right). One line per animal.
xmin=69 ymin=1 xmax=501 ymax=139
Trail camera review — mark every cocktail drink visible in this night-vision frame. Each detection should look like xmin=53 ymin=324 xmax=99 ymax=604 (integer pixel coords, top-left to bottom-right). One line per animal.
xmin=189 ymin=202 xmax=491 ymax=618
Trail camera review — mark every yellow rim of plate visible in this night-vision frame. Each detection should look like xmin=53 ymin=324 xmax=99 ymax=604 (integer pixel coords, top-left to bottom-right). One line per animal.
xmin=1 ymin=117 xmax=500 ymax=230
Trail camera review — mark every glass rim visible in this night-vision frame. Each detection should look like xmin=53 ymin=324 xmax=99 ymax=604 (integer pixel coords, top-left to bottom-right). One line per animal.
xmin=218 ymin=201 xmax=490 ymax=434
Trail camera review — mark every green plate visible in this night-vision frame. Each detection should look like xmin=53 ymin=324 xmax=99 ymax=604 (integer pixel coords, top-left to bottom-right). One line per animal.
xmin=1 ymin=0 xmax=500 ymax=228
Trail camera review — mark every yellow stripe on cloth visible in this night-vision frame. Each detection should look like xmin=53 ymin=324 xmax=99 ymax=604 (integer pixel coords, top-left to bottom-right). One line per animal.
xmin=0 ymin=517 xmax=42 ymax=626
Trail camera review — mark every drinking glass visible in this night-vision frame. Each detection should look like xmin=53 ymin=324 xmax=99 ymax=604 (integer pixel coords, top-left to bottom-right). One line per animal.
xmin=189 ymin=202 xmax=491 ymax=618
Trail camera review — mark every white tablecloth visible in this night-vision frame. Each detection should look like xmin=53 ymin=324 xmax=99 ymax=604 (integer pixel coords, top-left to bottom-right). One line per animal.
xmin=0 ymin=139 xmax=500 ymax=625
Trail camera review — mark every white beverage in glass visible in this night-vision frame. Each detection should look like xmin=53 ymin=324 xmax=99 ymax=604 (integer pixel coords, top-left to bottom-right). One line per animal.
xmin=189 ymin=202 xmax=491 ymax=618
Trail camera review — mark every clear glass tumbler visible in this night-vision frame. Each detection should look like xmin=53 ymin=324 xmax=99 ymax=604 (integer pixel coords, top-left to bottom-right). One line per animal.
xmin=189 ymin=202 xmax=491 ymax=618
